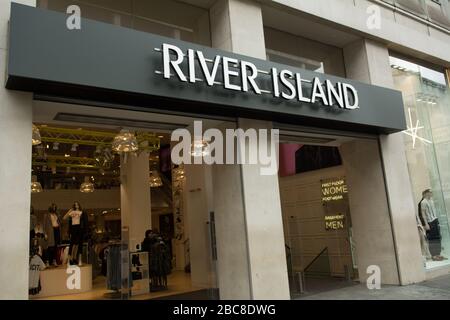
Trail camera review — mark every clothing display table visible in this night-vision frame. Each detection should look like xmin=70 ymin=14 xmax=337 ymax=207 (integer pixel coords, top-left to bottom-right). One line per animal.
xmin=31 ymin=264 xmax=92 ymax=298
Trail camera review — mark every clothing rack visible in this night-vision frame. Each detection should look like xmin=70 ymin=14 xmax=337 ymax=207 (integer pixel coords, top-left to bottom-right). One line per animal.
xmin=105 ymin=243 xmax=121 ymax=291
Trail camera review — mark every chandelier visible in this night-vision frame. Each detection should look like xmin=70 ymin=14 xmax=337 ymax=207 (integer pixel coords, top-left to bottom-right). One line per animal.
xmin=31 ymin=175 xmax=43 ymax=193
xmin=80 ymin=176 xmax=95 ymax=193
xmin=173 ymin=166 xmax=185 ymax=181
xmin=190 ymin=139 xmax=210 ymax=157
xmin=94 ymin=146 xmax=113 ymax=168
xmin=112 ymin=130 xmax=138 ymax=153
xmin=32 ymin=124 xmax=42 ymax=146
xmin=149 ymin=170 xmax=163 ymax=188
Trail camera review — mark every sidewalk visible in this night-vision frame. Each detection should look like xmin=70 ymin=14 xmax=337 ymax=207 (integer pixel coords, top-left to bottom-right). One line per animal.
xmin=297 ymin=274 xmax=450 ymax=300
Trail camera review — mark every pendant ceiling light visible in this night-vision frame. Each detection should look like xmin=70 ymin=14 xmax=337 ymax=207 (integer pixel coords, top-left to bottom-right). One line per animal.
xmin=32 ymin=124 xmax=42 ymax=146
xmin=80 ymin=176 xmax=95 ymax=193
xmin=149 ymin=170 xmax=163 ymax=188
xmin=112 ymin=130 xmax=138 ymax=153
xmin=31 ymin=175 xmax=43 ymax=193
xmin=173 ymin=166 xmax=185 ymax=181
xmin=94 ymin=146 xmax=113 ymax=168
xmin=190 ymin=139 xmax=210 ymax=157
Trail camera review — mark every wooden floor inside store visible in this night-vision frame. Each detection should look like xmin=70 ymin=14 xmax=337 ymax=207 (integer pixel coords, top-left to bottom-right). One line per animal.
xmin=34 ymin=270 xmax=205 ymax=300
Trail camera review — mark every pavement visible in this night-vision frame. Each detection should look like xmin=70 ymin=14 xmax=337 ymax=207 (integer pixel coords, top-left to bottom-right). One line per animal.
xmin=297 ymin=274 xmax=450 ymax=300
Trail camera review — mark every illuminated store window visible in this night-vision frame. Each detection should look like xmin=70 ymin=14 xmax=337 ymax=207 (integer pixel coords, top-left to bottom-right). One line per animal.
xmin=390 ymin=55 xmax=450 ymax=269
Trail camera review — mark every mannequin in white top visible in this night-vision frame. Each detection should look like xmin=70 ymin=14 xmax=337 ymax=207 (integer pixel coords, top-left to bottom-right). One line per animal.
xmin=63 ymin=202 xmax=84 ymax=265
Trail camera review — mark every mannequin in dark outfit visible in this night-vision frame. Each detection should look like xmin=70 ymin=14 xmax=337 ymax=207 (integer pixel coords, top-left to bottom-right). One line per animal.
xmin=63 ymin=201 xmax=87 ymax=265
xmin=44 ymin=203 xmax=61 ymax=266
xmin=142 ymin=230 xmax=171 ymax=291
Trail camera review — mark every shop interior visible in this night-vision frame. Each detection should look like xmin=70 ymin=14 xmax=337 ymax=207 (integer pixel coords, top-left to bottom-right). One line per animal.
xmin=28 ymin=100 xmax=389 ymax=300
xmin=277 ymin=131 xmax=360 ymax=298
xmin=28 ymin=101 xmax=221 ymax=300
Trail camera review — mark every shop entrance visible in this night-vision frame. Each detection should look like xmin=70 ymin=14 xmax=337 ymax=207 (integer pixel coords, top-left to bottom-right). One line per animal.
xmin=28 ymin=100 xmax=231 ymax=300
xmin=277 ymin=129 xmax=370 ymax=297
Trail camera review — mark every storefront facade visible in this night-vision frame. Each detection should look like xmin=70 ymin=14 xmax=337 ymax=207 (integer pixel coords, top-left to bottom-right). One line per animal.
xmin=0 ymin=0 xmax=449 ymax=300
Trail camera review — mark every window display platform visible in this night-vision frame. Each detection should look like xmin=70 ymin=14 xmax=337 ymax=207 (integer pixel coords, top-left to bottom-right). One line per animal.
xmin=31 ymin=264 xmax=92 ymax=299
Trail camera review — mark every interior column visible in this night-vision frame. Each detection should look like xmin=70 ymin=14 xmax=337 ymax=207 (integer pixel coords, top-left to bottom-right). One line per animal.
xmin=120 ymin=152 xmax=152 ymax=251
xmin=184 ymin=163 xmax=216 ymax=289
xmin=343 ymin=39 xmax=425 ymax=285
xmin=0 ymin=0 xmax=36 ymax=300
xmin=212 ymin=122 xmax=251 ymax=299
xmin=210 ymin=0 xmax=290 ymax=299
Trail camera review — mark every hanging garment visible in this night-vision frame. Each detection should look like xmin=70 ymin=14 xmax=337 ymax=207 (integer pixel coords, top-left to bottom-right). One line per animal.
xmin=149 ymin=240 xmax=172 ymax=291
xmin=427 ymin=219 xmax=442 ymax=257
xmin=106 ymin=245 xmax=121 ymax=291
xmin=29 ymin=255 xmax=46 ymax=295
xmin=89 ymin=245 xmax=101 ymax=279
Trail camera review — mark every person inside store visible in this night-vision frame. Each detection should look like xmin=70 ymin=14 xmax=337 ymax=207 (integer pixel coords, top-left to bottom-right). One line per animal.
xmin=141 ymin=229 xmax=172 ymax=291
xmin=141 ymin=229 xmax=157 ymax=255
xmin=29 ymin=244 xmax=46 ymax=296
xmin=419 ymin=189 xmax=447 ymax=262
xmin=63 ymin=201 xmax=87 ymax=265
xmin=43 ymin=203 xmax=61 ymax=266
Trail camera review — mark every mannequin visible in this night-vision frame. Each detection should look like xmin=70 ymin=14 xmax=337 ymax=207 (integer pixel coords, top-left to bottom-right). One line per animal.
xmin=32 ymin=221 xmax=47 ymax=264
xmin=44 ymin=203 xmax=62 ymax=266
xmin=419 ymin=189 xmax=447 ymax=261
xmin=63 ymin=201 xmax=85 ymax=265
